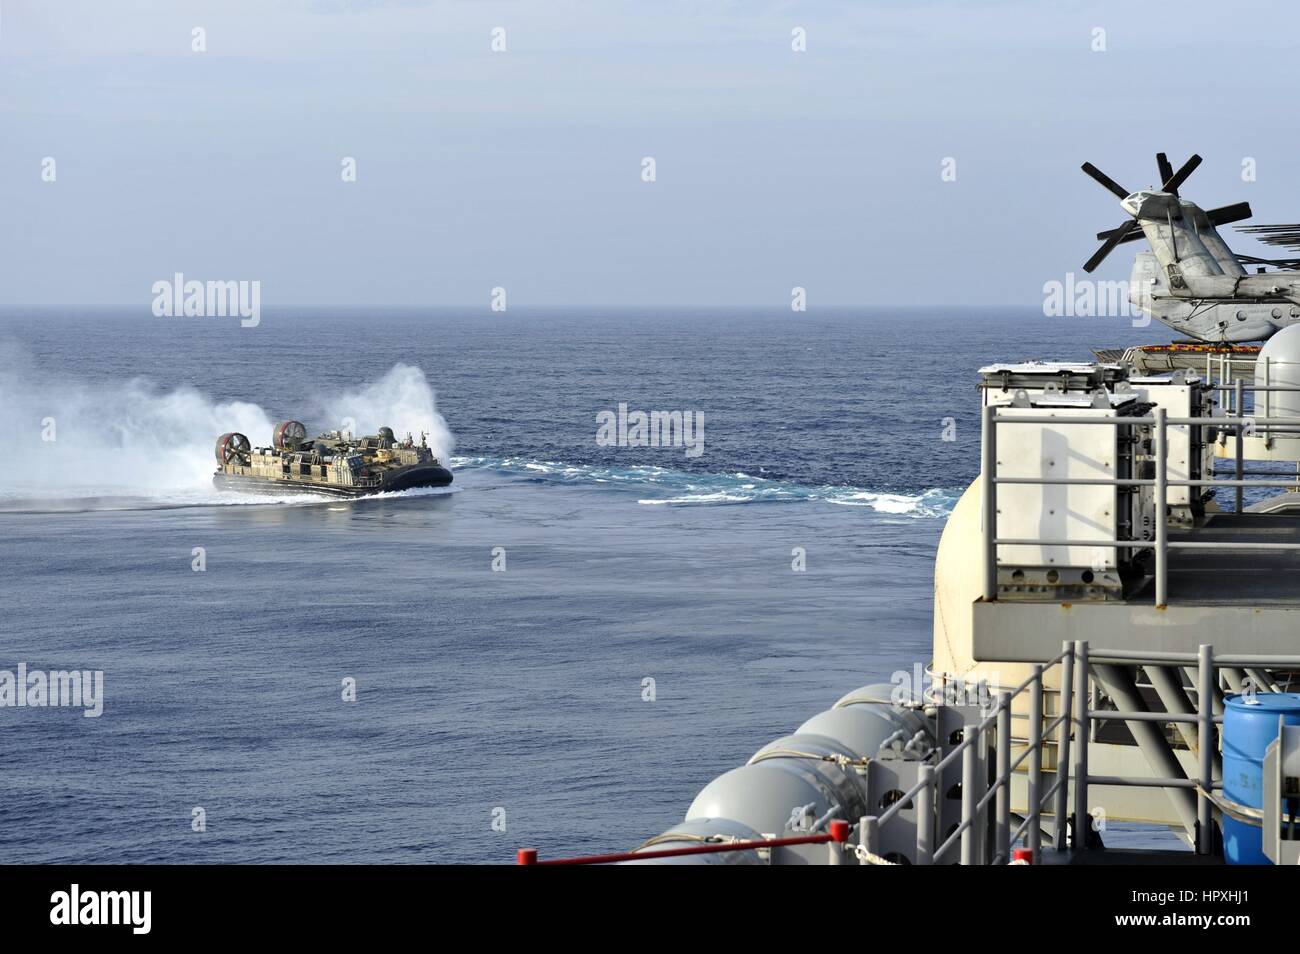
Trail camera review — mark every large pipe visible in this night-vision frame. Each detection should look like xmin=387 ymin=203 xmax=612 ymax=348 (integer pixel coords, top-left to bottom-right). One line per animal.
xmin=1091 ymin=664 xmax=1199 ymax=838
xmin=1144 ymin=665 xmax=1200 ymax=752
xmin=647 ymin=686 xmax=933 ymax=865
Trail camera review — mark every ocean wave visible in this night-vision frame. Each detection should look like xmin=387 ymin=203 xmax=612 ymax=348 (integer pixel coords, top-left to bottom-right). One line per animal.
xmin=0 ymin=487 xmax=342 ymax=513
xmin=452 ymin=456 xmax=957 ymax=516
xmin=0 ymin=483 xmax=457 ymax=513
xmin=0 ymin=347 xmax=453 ymax=503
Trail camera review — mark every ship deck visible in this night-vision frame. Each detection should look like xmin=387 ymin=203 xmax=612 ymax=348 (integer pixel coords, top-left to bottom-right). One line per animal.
xmin=972 ymin=511 xmax=1300 ymax=662
xmin=1091 ymin=345 xmax=1257 ymax=382
xmin=1130 ymin=512 xmax=1300 ymax=607
xmin=1041 ymin=848 xmax=1222 ymax=866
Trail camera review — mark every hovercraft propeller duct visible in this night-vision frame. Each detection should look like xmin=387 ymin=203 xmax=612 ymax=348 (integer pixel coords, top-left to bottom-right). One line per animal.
xmin=1080 ymin=152 xmax=1253 ymax=272
xmin=216 ymin=432 xmax=251 ymax=465
xmin=272 ymin=420 xmax=308 ymax=450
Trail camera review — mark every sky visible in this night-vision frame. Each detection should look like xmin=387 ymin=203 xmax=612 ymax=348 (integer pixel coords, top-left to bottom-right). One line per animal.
xmin=2 ymin=0 xmax=1299 ymax=307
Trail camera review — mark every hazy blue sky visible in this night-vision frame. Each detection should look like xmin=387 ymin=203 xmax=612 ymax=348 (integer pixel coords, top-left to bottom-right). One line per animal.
xmin=3 ymin=0 xmax=1299 ymax=306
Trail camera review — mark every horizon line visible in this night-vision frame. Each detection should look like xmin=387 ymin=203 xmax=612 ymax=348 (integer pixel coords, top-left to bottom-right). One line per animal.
xmin=0 ymin=302 xmax=1043 ymax=310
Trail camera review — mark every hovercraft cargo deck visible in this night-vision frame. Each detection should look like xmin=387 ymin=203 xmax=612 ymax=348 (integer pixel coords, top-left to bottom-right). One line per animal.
xmin=214 ymin=420 xmax=452 ymax=498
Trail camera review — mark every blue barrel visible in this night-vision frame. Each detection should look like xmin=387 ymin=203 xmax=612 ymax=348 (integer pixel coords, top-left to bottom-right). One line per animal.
xmin=1222 ymin=692 xmax=1300 ymax=864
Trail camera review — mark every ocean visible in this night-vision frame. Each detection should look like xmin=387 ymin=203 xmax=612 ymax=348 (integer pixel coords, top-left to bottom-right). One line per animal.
xmin=0 ymin=306 xmax=1164 ymax=862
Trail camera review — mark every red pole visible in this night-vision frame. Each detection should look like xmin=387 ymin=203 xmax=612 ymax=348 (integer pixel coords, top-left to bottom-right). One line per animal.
xmin=518 ymin=830 xmax=839 ymax=866
xmin=1012 ymin=848 xmax=1034 ymax=864
xmin=829 ymin=819 xmax=850 ymax=843
xmin=517 ymin=848 xmax=538 ymax=865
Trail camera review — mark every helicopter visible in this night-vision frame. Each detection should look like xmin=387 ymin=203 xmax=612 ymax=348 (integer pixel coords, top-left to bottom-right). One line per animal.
xmin=1081 ymin=152 xmax=1300 ymax=342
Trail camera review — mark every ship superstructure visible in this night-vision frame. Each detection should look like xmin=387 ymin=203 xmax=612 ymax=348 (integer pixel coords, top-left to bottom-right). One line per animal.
xmin=512 ymin=156 xmax=1300 ymax=868
xmin=519 ymin=308 xmax=1300 ymax=868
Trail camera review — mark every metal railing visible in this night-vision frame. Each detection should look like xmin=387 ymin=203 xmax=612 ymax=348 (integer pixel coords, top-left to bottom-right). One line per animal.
xmin=980 ymin=397 xmax=1300 ymax=607
xmin=879 ymin=645 xmax=1074 ymax=865
xmin=519 ymin=641 xmax=1300 ymax=865
xmin=516 ymin=822 xmax=852 ymax=865
xmin=860 ymin=640 xmax=1300 ymax=865
xmin=859 ymin=644 xmax=1070 ymax=865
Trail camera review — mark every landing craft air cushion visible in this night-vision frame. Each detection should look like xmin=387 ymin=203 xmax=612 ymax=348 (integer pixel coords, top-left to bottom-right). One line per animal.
xmin=1082 ymin=152 xmax=1300 ymax=343
xmin=214 ymin=420 xmax=452 ymax=497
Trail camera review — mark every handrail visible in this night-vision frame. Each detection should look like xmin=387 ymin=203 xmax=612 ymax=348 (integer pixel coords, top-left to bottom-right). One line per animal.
xmin=881 ymin=648 xmax=1076 ymax=849
xmin=981 ymin=398 xmax=1300 ymax=608
xmin=1090 ymin=649 xmax=1300 ymax=676
xmin=520 ymin=640 xmax=1300 ymax=866
xmin=990 ymin=414 xmax=1300 ymax=426
xmin=875 ymin=642 xmax=1077 ymax=864
xmin=517 ymin=820 xmax=852 ymax=865
xmin=866 ymin=639 xmax=1290 ymax=865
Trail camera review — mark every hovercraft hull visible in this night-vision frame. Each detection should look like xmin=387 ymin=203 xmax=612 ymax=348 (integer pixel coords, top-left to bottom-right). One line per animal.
xmin=213 ymin=464 xmax=453 ymax=498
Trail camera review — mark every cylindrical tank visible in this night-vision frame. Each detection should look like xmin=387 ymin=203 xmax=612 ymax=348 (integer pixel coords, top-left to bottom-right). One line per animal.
xmin=638 ymin=687 xmax=933 ymax=864
xmin=747 ymin=733 xmax=869 ymax=821
xmin=833 ymin=683 xmax=928 ymax=739
xmin=797 ymin=706 xmax=911 ymax=762
xmin=1256 ymin=323 xmax=1300 ymax=427
xmin=1222 ymin=691 xmax=1300 ymax=864
xmin=685 ymin=762 xmax=840 ymax=838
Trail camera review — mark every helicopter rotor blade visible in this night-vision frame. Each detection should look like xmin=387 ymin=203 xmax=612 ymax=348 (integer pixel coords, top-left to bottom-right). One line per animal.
xmin=1082 ymin=162 xmax=1130 ymax=200
xmin=1094 ymin=202 xmax=1252 ymax=242
xmin=1160 ymin=154 xmax=1202 ymax=195
xmin=1156 ymin=153 xmax=1177 ymax=196
xmin=1208 ymin=201 xmax=1252 ymax=227
xmin=1084 ymin=219 xmax=1140 ymax=273
xmin=1083 ymin=156 xmax=1207 ymax=272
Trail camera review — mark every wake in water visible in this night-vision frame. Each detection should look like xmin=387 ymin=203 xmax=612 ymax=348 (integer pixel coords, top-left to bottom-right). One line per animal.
xmin=0 ymin=340 xmax=954 ymax=518
xmin=0 ymin=343 xmax=454 ymax=509
xmin=454 ymin=456 xmax=958 ymax=517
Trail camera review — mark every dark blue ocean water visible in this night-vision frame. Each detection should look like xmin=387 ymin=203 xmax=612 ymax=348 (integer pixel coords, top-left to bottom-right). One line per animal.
xmin=0 ymin=307 xmax=1159 ymax=862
